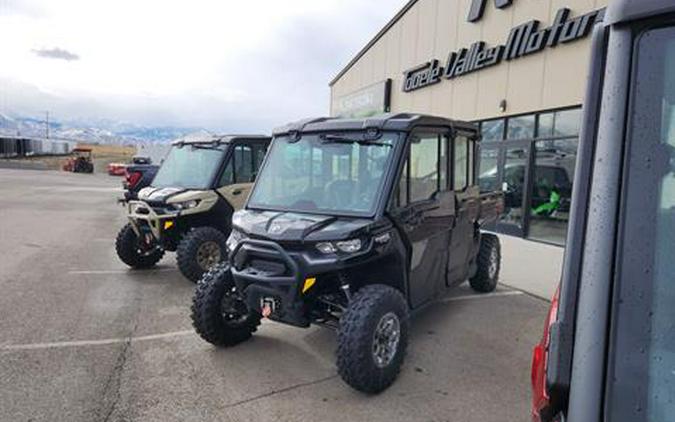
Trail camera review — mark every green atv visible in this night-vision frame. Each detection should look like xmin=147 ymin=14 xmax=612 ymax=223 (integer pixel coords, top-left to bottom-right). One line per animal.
xmin=115 ymin=135 xmax=271 ymax=282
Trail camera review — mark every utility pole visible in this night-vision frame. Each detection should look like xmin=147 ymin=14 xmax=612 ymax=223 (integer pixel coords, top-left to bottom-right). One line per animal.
xmin=45 ymin=111 xmax=50 ymax=139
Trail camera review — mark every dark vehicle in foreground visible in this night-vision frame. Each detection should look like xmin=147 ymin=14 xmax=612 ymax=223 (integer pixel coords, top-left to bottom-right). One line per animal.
xmin=122 ymin=158 xmax=159 ymax=201
xmin=191 ymin=113 xmax=504 ymax=393
xmin=115 ymin=135 xmax=270 ymax=282
xmin=531 ymin=1 xmax=675 ymax=421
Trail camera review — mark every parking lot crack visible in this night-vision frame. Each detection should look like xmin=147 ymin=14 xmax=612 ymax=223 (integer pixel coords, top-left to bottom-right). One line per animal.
xmin=96 ymin=323 xmax=137 ymax=422
xmin=221 ymin=374 xmax=338 ymax=410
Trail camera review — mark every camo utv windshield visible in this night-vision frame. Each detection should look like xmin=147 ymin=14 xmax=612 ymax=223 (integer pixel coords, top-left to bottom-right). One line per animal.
xmin=152 ymin=143 xmax=226 ymax=190
xmin=247 ymin=133 xmax=398 ymax=216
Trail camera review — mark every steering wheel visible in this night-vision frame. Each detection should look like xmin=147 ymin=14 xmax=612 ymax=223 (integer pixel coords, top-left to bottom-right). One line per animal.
xmin=325 ymin=180 xmax=355 ymax=209
xmin=290 ymin=200 xmax=318 ymax=211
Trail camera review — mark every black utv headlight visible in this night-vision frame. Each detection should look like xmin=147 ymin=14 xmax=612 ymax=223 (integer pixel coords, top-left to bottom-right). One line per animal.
xmin=316 ymin=238 xmax=363 ymax=254
xmin=172 ymin=199 xmax=200 ymax=210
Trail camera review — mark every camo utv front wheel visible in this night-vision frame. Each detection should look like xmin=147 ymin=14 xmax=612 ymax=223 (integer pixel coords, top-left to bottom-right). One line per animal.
xmin=337 ymin=284 xmax=409 ymax=394
xmin=176 ymin=227 xmax=228 ymax=283
xmin=115 ymin=223 xmax=164 ymax=268
xmin=191 ymin=262 xmax=261 ymax=347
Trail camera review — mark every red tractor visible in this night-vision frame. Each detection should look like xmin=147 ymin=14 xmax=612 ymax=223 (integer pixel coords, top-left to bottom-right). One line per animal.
xmin=62 ymin=147 xmax=94 ymax=173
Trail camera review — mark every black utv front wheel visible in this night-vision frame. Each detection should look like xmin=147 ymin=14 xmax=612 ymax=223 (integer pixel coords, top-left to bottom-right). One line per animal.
xmin=191 ymin=262 xmax=261 ymax=347
xmin=115 ymin=223 xmax=165 ymax=268
xmin=469 ymin=233 xmax=501 ymax=293
xmin=176 ymin=227 xmax=228 ymax=283
xmin=337 ymin=284 xmax=409 ymax=394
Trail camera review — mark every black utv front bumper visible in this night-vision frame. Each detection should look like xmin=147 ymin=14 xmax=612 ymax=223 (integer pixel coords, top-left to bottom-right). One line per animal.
xmin=229 ymin=239 xmax=310 ymax=327
xmin=228 ymin=238 xmax=391 ymax=328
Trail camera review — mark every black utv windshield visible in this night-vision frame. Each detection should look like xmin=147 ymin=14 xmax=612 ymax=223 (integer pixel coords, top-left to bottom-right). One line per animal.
xmin=152 ymin=143 xmax=227 ymax=190
xmin=247 ymin=133 xmax=398 ymax=216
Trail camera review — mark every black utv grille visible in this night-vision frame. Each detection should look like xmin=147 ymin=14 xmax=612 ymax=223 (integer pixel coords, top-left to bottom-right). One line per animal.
xmin=248 ymin=259 xmax=286 ymax=277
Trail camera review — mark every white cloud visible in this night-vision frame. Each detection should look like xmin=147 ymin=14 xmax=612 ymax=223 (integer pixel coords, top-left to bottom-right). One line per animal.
xmin=0 ymin=0 xmax=409 ymax=133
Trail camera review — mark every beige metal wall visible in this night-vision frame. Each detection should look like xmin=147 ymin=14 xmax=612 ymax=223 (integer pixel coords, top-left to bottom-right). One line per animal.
xmin=330 ymin=0 xmax=609 ymax=121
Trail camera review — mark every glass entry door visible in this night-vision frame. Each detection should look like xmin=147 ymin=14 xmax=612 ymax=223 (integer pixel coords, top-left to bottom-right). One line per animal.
xmin=478 ymin=141 xmax=532 ymax=237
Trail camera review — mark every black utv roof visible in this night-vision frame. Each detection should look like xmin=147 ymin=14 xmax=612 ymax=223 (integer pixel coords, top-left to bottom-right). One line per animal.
xmin=605 ymin=0 xmax=675 ymax=25
xmin=272 ymin=113 xmax=477 ymax=137
xmin=172 ymin=135 xmax=270 ymax=146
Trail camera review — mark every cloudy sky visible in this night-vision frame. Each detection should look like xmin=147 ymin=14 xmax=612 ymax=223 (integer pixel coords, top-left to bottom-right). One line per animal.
xmin=0 ymin=0 xmax=408 ymax=132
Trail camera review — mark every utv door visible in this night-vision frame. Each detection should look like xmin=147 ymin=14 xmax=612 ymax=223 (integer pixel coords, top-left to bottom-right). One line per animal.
xmin=446 ymin=133 xmax=480 ymax=285
xmin=391 ymin=130 xmax=455 ymax=308
xmin=218 ymin=142 xmax=268 ymax=210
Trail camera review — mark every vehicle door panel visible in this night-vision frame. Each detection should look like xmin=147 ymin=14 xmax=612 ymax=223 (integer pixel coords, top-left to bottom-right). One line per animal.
xmin=392 ymin=131 xmax=455 ymax=308
xmin=218 ymin=183 xmax=253 ymax=210
xmin=447 ymin=189 xmax=480 ymax=285
xmin=447 ymin=135 xmax=479 ymax=285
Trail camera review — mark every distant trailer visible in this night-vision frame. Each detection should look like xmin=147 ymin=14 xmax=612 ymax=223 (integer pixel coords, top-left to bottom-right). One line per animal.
xmin=0 ymin=136 xmax=76 ymax=158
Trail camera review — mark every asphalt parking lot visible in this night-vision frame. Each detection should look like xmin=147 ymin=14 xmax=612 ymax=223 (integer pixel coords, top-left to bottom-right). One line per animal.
xmin=0 ymin=169 xmax=549 ymax=422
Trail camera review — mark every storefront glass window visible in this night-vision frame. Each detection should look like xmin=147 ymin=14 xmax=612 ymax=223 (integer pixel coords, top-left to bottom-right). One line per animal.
xmin=506 ymin=115 xmax=535 ymax=140
xmin=528 ymin=139 xmax=578 ymax=245
xmin=501 ymin=147 xmax=528 ymax=228
xmin=481 ymin=119 xmax=505 ymax=142
xmin=554 ymin=108 xmax=582 ymax=136
xmin=538 ymin=113 xmax=555 ymax=138
xmin=475 ymin=106 xmax=582 ymax=245
xmin=538 ymin=109 xmax=582 ymax=138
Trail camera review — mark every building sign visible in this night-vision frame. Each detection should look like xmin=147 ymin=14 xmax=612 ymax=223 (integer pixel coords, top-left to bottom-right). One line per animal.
xmin=402 ymin=7 xmax=604 ymax=93
xmin=467 ymin=0 xmax=513 ymax=23
xmin=333 ymin=79 xmax=392 ymax=118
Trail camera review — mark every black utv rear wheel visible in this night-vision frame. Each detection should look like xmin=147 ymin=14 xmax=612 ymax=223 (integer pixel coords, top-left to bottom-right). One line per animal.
xmin=337 ymin=284 xmax=409 ymax=394
xmin=469 ymin=233 xmax=501 ymax=293
xmin=115 ymin=223 xmax=164 ymax=268
xmin=191 ymin=262 xmax=261 ymax=347
xmin=176 ymin=227 xmax=228 ymax=283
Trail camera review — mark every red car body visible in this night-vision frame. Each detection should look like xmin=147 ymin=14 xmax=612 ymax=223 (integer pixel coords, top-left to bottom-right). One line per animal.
xmin=107 ymin=162 xmax=126 ymax=176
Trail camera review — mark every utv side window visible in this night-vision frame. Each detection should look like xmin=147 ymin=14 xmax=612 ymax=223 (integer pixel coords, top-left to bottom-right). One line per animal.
xmin=253 ymin=144 xmax=268 ymax=172
xmin=218 ymin=144 xmax=259 ymax=187
xmin=233 ymin=144 xmax=254 ymax=183
xmin=606 ymin=24 xmax=675 ymax=422
xmin=395 ymin=132 xmax=450 ymax=207
xmin=409 ymin=134 xmax=441 ymax=202
xmin=454 ymin=135 xmax=469 ymax=191
xmin=398 ymin=159 xmax=409 ymax=206
xmin=219 ymin=160 xmax=234 ymax=186
xmin=468 ymin=139 xmax=475 ymax=185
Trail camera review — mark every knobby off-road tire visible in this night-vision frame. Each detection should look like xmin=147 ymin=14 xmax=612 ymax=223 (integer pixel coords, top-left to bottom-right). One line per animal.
xmin=337 ymin=284 xmax=409 ymax=394
xmin=191 ymin=262 xmax=261 ymax=347
xmin=176 ymin=226 xmax=228 ymax=283
xmin=469 ymin=233 xmax=501 ymax=293
xmin=115 ymin=223 xmax=164 ymax=269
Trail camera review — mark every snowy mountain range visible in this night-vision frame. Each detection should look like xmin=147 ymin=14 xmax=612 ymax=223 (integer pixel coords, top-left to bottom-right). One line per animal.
xmin=0 ymin=112 xmax=204 ymax=145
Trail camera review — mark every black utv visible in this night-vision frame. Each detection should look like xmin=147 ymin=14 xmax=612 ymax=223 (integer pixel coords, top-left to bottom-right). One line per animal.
xmin=115 ymin=135 xmax=270 ymax=282
xmin=191 ymin=114 xmax=504 ymax=392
